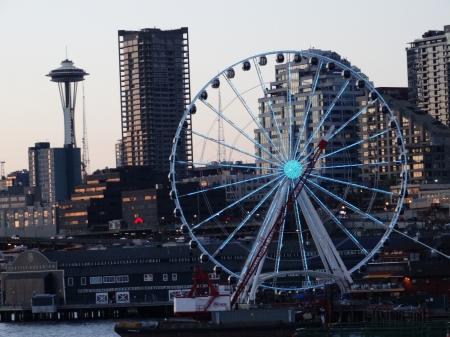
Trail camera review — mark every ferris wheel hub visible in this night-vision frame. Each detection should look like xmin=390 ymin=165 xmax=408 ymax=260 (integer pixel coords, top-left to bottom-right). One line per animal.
xmin=284 ymin=160 xmax=303 ymax=179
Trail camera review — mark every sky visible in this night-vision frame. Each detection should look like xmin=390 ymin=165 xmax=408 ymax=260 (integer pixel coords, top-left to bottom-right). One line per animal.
xmin=1 ymin=0 xmax=450 ymax=174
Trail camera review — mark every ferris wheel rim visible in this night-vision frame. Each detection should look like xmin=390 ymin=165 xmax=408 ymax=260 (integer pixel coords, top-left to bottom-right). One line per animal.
xmin=170 ymin=49 xmax=408 ymax=289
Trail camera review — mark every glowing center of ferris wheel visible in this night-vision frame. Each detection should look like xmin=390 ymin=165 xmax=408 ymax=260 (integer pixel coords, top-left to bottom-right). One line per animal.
xmin=284 ymin=160 xmax=303 ymax=179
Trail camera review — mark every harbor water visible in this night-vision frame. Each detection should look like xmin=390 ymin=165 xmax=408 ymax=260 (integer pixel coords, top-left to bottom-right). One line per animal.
xmin=0 ymin=319 xmax=448 ymax=337
xmin=0 ymin=320 xmax=120 ymax=337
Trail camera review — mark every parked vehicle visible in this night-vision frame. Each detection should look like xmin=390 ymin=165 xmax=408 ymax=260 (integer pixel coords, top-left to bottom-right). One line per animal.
xmin=11 ymin=235 xmax=20 ymax=240
xmin=393 ymin=304 xmax=418 ymax=311
xmin=368 ymin=301 xmax=396 ymax=310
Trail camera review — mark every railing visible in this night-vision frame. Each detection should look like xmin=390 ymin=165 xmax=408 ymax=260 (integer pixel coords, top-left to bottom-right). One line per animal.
xmin=350 ymin=283 xmax=404 ymax=291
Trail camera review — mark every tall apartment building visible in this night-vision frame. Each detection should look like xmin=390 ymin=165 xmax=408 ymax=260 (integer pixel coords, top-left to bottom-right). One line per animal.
xmin=359 ymin=88 xmax=450 ymax=205
xmin=118 ymin=28 xmax=192 ymax=175
xmin=256 ymin=50 xmax=363 ymax=194
xmin=406 ymin=25 xmax=450 ymax=125
xmin=28 ymin=142 xmax=81 ymax=204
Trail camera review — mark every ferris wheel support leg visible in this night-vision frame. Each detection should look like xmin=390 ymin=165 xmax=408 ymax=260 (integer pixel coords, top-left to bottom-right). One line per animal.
xmin=237 ymin=182 xmax=289 ymax=304
xmin=248 ymin=182 xmax=289 ymax=302
xmin=298 ymin=189 xmax=353 ymax=289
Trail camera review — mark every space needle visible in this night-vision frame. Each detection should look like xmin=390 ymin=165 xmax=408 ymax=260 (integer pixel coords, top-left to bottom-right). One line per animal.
xmin=46 ymin=59 xmax=89 ymax=147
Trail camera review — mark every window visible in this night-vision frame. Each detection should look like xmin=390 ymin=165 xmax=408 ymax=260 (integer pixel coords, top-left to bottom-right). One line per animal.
xmin=68 ymin=277 xmax=73 ymax=286
xmin=116 ymin=275 xmax=129 ymax=283
xmin=163 ymin=274 xmax=168 ymax=281
xmin=172 ymin=273 xmax=177 ymax=281
xmin=90 ymin=277 xmax=102 ymax=284
xmin=144 ymin=274 xmax=153 ymax=282
xmin=103 ymin=276 xmax=115 ymax=283
xmin=81 ymin=277 xmax=86 ymax=286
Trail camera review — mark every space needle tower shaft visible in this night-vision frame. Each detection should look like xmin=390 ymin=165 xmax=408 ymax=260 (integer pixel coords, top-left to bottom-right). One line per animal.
xmin=46 ymin=59 xmax=89 ymax=147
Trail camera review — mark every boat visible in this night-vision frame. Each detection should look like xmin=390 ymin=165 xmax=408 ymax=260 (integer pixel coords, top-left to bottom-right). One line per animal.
xmin=114 ymin=266 xmax=319 ymax=336
xmin=114 ymin=318 xmax=299 ymax=337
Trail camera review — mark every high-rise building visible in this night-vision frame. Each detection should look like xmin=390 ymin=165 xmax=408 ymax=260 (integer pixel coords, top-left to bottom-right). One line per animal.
xmin=28 ymin=142 xmax=81 ymax=203
xmin=406 ymin=25 xmax=450 ymax=125
xmin=255 ymin=50 xmax=363 ymax=194
xmin=359 ymin=88 xmax=450 ymax=205
xmin=118 ymin=28 xmax=192 ymax=175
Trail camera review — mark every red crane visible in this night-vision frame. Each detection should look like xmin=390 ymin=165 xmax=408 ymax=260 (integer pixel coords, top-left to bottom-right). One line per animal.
xmin=230 ymin=126 xmax=334 ymax=307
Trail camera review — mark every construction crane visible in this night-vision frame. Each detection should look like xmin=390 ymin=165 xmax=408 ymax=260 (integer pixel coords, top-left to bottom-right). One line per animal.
xmin=81 ymin=82 xmax=90 ymax=178
xmin=230 ymin=126 xmax=335 ymax=307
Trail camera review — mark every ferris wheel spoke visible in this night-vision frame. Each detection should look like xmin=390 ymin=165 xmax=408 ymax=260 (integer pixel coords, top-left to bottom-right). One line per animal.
xmin=239 ymin=180 xmax=289 ymax=279
xmin=293 ymin=59 xmax=323 ymax=159
xmin=313 ymin=161 xmax=401 ymax=171
xmin=294 ymin=201 xmax=310 ymax=281
xmin=222 ymin=74 xmax=286 ymax=163
xmin=306 ymin=179 xmax=380 ymax=224
xmin=287 ymin=55 xmax=294 ymax=159
xmin=201 ymin=98 xmax=284 ymax=165
xmin=176 ymin=160 xmax=281 ymax=172
xmin=321 ymin=129 xmax=389 ymax=160
xmin=296 ymin=78 xmax=351 ymax=161
xmin=304 ymin=185 xmax=368 ymax=255
xmin=192 ymin=175 xmax=284 ymax=231
xmin=274 ymin=182 xmax=291 ymax=274
xmin=307 ymin=173 xmax=395 ymax=196
xmin=313 ymin=163 xmax=363 ymax=170
xmin=332 ymin=99 xmax=378 ymax=137
xmin=194 ymin=113 xmax=219 ymax=163
xmin=274 ymin=218 xmax=286 ymax=275
xmin=191 ymin=129 xmax=280 ymax=167
xmin=211 ymin=177 xmax=286 ymax=256
xmin=252 ymin=58 xmax=288 ymax=161
xmin=177 ymin=172 xmax=281 ymax=198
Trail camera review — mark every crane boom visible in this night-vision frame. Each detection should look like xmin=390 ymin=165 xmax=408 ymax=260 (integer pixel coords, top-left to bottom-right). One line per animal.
xmin=230 ymin=126 xmax=334 ymax=307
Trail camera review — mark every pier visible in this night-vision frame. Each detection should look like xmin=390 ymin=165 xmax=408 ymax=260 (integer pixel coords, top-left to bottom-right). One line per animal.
xmin=0 ymin=301 xmax=173 ymax=322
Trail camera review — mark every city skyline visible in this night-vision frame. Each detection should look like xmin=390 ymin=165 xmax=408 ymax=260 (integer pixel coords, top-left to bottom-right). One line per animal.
xmin=1 ymin=0 xmax=450 ymax=173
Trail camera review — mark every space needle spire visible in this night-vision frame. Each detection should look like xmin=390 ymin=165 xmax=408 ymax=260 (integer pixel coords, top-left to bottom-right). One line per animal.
xmin=46 ymin=59 xmax=89 ymax=147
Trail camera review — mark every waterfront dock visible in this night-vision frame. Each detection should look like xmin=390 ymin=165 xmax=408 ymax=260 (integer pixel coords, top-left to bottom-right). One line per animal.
xmin=0 ymin=301 xmax=173 ymax=322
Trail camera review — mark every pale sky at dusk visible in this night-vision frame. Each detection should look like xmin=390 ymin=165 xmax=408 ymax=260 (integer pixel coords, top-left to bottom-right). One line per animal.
xmin=1 ymin=0 xmax=450 ymax=174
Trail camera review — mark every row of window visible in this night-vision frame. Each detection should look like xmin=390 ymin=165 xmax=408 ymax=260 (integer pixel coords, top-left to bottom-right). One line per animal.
xmin=66 ymin=273 xmax=180 ymax=286
xmin=67 ymin=275 xmax=129 ymax=286
xmin=59 ymin=258 xmax=161 ymax=267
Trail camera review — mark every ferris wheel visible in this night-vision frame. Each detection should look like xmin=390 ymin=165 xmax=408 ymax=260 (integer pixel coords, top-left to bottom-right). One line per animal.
xmin=170 ymin=50 xmax=408 ymax=302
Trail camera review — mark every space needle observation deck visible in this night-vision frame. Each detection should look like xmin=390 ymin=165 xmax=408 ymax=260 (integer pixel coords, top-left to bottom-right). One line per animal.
xmin=46 ymin=59 xmax=89 ymax=147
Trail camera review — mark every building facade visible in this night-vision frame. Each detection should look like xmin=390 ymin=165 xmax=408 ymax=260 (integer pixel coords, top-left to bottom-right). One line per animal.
xmin=118 ymin=28 xmax=192 ymax=175
xmin=1 ymin=250 xmax=64 ymax=306
xmin=359 ymin=88 xmax=450 ymax=206
xmin=28 ymin=142 xmax=81 ymax=204
xmin=0 ymin=193 xmax=58 ymax=239
xmin=406 ymin=25 xmax=450 ymax=125
xmin=57 ymin=166 xmax=168 ymax=234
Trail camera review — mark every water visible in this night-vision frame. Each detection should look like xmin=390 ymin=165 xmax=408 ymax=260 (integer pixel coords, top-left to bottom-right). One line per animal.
xmin=0 ymin=320 xmax=120 ymax=337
